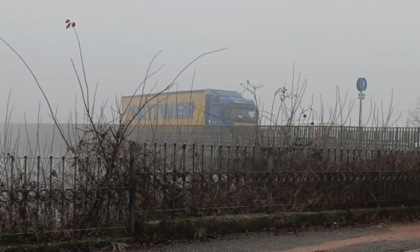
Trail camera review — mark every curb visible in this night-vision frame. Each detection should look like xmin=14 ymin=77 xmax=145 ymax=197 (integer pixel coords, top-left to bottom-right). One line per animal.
xmin=136 ymin=206 xmax=420 ymax=241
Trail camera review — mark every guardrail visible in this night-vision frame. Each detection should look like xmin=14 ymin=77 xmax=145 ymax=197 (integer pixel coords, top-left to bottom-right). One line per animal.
xmin=128 ymin=125 xmax=420 ymax=150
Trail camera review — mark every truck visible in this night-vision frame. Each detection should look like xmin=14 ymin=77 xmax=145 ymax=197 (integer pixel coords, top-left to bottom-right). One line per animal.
xmin=122 ymin=89 xmax=257 ymax=127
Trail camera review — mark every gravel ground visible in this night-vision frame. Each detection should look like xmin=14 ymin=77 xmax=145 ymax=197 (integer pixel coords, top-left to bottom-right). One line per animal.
xmin=110 ymin=222 xmax=420 ymax=252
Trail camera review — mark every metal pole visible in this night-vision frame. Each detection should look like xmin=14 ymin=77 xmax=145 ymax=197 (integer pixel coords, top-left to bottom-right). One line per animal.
xmin=358 ymin=92 xmax=363 ymax=127
xmin=266 ymin=147 xmax=273 ymax=213
xmin=358 ymin=91 xmax=364 ymax=148
xmin=129 ymin=142 xmax=137 ymax=235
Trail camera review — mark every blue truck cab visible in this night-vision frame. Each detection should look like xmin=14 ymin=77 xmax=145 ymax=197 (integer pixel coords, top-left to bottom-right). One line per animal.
xmin=204 ymin=89 xmax=256 ymax=126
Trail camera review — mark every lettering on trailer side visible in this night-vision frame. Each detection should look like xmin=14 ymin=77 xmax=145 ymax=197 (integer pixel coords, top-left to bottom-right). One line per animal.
xmin=131 ymin=102 xmax=195 ymax=120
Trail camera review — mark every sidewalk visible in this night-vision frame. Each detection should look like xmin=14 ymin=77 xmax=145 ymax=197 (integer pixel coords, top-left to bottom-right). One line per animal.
xmin=140 ymin=222 xmax=420 ymax=252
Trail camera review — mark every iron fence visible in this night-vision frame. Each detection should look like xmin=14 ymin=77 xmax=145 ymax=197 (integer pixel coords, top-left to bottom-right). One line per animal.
xmin=0 ymin=155 xmax=131 ymax=242
xmin=134 ymin=143 xmax=420 ymax=217
xmin=1 ymin=142 xmax=420 ymax=240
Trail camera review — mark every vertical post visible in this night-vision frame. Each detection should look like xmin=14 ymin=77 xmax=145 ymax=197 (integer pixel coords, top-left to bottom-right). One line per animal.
xmin=417 ymin=128 xmax=420 ymax=149
xmin=200 ymin=144 xmax=204 ymax=208
xmin=218 ymin=144 xmax=222 ymax=173
xmin=182 ymin=143 xmax=187 ymax=173
xmin=227 ymin=144 xmax=231 ymax=170
xmin=334 ymin=147 xmax=337 ymax=163
xmin=346 ymin=148 xmax=349 ymax=168
xmin=84 ymin=156 xmax=89 ymax=214
xmin=153 ymin=143 xmax=157 ymax=201
xmin=210 ymin=144 xmax=214 ymax=174
xmin=129 ymin=142 xmax=137 ymax=235
xmin=201 ymin=144 xmax=204 ymax=173
xmin=252 ymin=145 xmax=256 ymax=170
xmin=243 ymin=145 xmax=248 ymax=171
xmin=49 ymin=156 xmax=53 ymax=220
xmin=358 ymin=93 xmax=363 ymax=149
xmin=9 ymin=156 xmax=14 ymax=233
xmin=163 ymin=143 xmax=167 ymax=173
xmin=235 ymin=145 xmax=239 ymax=171
xmin=192 ymin=143 xmax=196 ymax=173
xmin=96 ymin=156 xmax=100 ymax=233
xmin=266 ymin=146 xmax=273 ymax=213
xmin=23 ymin=156 xmax=28 ymax=234
xmin=358 ymin=92 xmax=363 ymax=128
xmin=73 ymin=156 xmax=77 ymax=230
xmin=182 ymin=144 xmax=186 ymax=190
xmin=356 ymin=75 xmax=367 ymax=148
xmin=36 ymin=156 xmax=40 ymax=231
xmin=172 ymin=143 xmax=177 ymax=210
xmin=163 ymin=143 xmax=167 ymax=208
xmin=61 ymin=156 xmax=65 ymax=230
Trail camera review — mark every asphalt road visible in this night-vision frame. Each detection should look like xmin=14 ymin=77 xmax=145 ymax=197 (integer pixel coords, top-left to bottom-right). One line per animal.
xmin=136 ymin=222 xmax=420 ymax=252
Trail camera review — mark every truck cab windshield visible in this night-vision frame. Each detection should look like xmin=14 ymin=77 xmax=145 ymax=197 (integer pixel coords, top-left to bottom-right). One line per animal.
xmin=226 ymin=107 xmax=256 ymax=123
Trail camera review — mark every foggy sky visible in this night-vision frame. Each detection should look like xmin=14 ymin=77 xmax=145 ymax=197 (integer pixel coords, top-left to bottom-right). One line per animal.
xmin=1 ymin=0 xmax=419 ymax=126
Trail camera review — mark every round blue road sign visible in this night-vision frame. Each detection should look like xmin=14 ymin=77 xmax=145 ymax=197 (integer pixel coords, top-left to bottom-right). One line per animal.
xmin=356 ymin=77 xmax=367 ymax=92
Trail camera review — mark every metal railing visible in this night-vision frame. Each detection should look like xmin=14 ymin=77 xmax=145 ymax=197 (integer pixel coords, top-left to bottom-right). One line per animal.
xmin=134 ymin=143 xmax=420 ymax=217
xmin=128 ymin=125 xmax=420 ymax=150
xmin=1 ymin=141 xmax=420 ymax=239
xmin=0 ymin=155 xmax=131 ymax=241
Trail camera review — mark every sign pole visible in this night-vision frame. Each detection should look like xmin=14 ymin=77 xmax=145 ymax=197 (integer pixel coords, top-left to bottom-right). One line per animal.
xmin=356 ymin=78 xmax=367 ymax=127
xmin=356 ymin=77 xmax=367 ymax=147
xmin=359 ymin=92 xmax=363 ymax=127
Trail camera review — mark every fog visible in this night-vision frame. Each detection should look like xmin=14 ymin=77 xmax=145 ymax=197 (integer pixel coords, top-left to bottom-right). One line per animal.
xmin=1 ymin=0 xmax=420 ymax=126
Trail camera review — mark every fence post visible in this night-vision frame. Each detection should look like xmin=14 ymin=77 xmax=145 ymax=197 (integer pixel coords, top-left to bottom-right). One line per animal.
xmin=129 ymin=142 xmax=137 ymax=235
xmin=376 ymin=149 xmax=381 ymax=171
xmin=266 ymin=146 xmax=273 ymax=213
xmin=417 ymin=128 xmax=420 ymax=149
